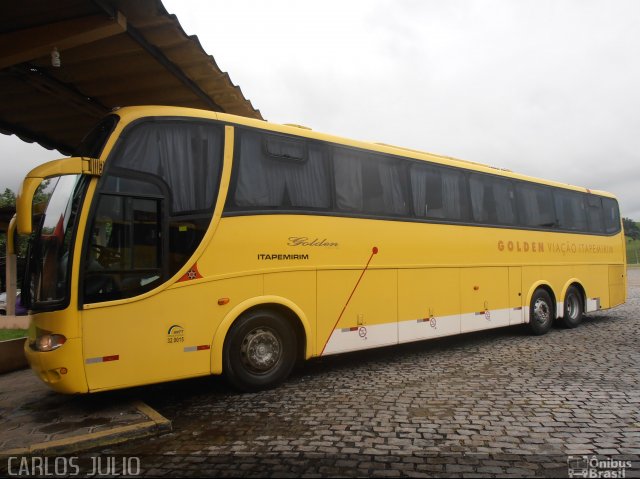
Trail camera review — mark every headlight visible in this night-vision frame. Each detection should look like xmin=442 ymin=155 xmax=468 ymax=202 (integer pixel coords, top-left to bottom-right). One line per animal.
xmin=35 ymin=334 xmax=67 ymax=352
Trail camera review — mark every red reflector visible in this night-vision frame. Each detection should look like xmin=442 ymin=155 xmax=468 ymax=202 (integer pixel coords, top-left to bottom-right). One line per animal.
xmin=196 ymin=345 xmax=210 ymax=351
xmin=103 ymin=355 xmax=120 ymax=362
xmin=60 ymin=368 xmax=68 ymax=375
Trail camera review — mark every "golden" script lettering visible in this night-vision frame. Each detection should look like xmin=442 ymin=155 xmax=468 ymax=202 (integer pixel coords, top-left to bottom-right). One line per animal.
xmin=288 ymin=237 xmax=338 ymax=247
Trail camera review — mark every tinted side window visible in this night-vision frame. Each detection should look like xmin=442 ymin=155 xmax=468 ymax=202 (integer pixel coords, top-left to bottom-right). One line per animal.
xmin=469 ymin=173 xmax=517 ymax=225
xmin=603 ymin=197 xmax=621 ymax=234
xmin=102 ymin=176 xmax=163 ymax=197
xmin=112 ymin=121 xmax=223 ymax=214
xmin=333 ymin=147 xmax=408 ymax=216
xmin=586 ymin=195 xmax=605 ymax=233
xmin=84 ymin=195 xmax=162 ymax=303
xmin=85 ymin=120 xmax=224 ymax=304
xmin=230 ymin=130 xmax=330 ymax=209
xmin=554 ymin=190 xmax=588 ymax=232
xmin=410 ymin=163 xmax=468 ymax=221
xmin=516 ymin=183 xmax=556 ymax=228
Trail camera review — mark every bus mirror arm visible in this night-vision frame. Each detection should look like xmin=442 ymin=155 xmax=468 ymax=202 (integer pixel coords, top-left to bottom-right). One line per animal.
xmin=16 ymin=157 xmax=102 ymax=235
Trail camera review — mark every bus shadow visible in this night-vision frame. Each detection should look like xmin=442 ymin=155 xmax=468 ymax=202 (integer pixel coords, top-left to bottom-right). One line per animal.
xmin=298 ymin=323 xmax=530 ymax=378
xmin=293 ymin=312 xmax=623 ymax=382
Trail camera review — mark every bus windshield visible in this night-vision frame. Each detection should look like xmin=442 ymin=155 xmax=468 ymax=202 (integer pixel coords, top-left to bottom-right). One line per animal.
xmin=24 ymin=175 xmax=88 ymax=309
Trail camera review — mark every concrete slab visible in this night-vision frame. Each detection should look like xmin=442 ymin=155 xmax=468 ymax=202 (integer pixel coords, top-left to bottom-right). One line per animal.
xmin=0 ymin=338 xmax=27 ymax=374
xmin=0 ymin=315 xmax=29 ymax=329
xmin=0 ymin=369 xmax=171 ymax=456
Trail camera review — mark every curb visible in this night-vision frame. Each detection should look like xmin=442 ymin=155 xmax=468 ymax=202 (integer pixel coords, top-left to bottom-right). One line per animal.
xmin=0 ymin=338 xmax=27 ymax=374
xmin=0 ymin=401 xmax=171 ymax=457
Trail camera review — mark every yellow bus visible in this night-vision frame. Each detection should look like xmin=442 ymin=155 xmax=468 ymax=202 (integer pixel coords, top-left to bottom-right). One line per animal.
xmin=15 ymin=106 xmax=626 ymax=394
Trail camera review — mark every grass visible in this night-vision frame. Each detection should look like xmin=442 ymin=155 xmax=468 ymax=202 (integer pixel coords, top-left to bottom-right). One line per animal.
xmin=627 ymin=237 xmax=640 ymax=265
xmin=0 ymin=329 xmax=27 ymax=341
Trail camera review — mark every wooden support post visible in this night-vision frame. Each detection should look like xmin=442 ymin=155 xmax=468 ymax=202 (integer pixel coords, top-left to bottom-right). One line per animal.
xmin=5 ymin=254 xmax=16 ymax=317
xmin=5 ymin=216 xmax=17 ymax=317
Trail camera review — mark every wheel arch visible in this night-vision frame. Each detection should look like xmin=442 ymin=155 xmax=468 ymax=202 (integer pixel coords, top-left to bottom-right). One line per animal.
xmin=210 ymin=295 xmax=312 ymax=375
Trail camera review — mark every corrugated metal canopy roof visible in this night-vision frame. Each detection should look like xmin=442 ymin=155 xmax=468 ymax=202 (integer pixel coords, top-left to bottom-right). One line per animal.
xmin=0 ymin=0 xmax=262 ymax=155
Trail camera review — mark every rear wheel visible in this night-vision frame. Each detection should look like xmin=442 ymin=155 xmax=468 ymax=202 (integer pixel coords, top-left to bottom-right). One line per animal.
xmin=529 ymin=289 xmax=554 ymax=335
xmin=223 ymin=309 xmax=297 ymax=392
xmin=561 ymin=286 xmax=583 ymax=329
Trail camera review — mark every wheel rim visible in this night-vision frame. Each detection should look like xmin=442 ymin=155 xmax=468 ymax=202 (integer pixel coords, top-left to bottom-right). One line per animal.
xmin=240 ymin=327 xmax=282 ymax=374
xmin=533 ymin=298 xmax=550 ymax=324
xmin=566 ymin=294 xmax=580 ymax=320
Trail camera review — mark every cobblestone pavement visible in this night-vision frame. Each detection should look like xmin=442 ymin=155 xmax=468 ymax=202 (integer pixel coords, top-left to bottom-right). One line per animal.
xmin=28 ymin=270 xmax=640 ymax=477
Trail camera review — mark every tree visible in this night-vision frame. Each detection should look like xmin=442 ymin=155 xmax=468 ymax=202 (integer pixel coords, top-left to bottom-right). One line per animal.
xmin=623 ymin=217 xmax=640 ymax=241
xmin=1 ymin=188 xmax=17 ymax=291
xmin=1 ymin=181 xmax=51 ymax=257
xmin=1 ymin=188 xmax=17 ymax=254
xmin=0 ymin=188 xmax=16 ymax=208
xmin=33 ymin=179 xmax=52 ymax=206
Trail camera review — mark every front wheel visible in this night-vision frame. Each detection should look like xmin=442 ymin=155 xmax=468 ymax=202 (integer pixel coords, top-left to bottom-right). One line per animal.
xmin=223 ymin=309 xmax=297 ymax=392
xmin=560 ymin=286 xmax=583 ymax=329
xmin=529 ymin=289 xmax=554 ymax=335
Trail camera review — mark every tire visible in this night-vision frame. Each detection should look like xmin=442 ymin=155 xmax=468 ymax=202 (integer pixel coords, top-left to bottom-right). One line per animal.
xmin=560 ymin=286 xmax=583 ymax=329
xmin=223 ymin=309 xmax=297 ymax=392
xmin=529 ymin=289 xmax=554 ymax=335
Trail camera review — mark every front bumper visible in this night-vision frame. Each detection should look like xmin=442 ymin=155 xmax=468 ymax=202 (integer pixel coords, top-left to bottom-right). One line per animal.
xmin=24 ymin=337 xmax=88 ymax=394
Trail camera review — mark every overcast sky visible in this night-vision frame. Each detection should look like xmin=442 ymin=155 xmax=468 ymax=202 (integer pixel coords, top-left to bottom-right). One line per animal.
xmin=1 ymin=0 xmax=639 ymax=219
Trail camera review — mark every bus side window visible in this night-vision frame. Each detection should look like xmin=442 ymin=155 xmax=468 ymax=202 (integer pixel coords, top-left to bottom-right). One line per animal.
xmin=586 ymin=195 xmax=605 ymax=233
xmin=112 ymin=122 xmax=222 ymax=214
xmin=602 ymin=197 xmax=621 ymax=234
xmin=333 ymin=147 xmax=408 ymax=217
xmin=554 ymin=190 xmax=588 ymax=232
xmin=99 ymin=120 xmax=223 ymax=289
xmin=84 ymin=194 xmax=162 ymax=303
xmin=469 ymin=173 xmax=517 ymax=225
xmin=333 ymin=148 xmax=363 ymax=212
xmin=231 ymin=129 xmax=331 ymax=210
xmin=410 ymin=163 xmax=467 ymax=221
xmin=516 ymin=183 xmax=555 ymax=228
xmin=168 ymin=218 xmax=209 ymax=275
